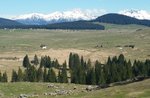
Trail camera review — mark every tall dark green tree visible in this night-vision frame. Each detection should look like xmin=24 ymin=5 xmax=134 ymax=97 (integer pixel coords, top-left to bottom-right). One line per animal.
xmin=43 ymin=68 xmax=47 ymax=82
xmin=0 ymin=71 xmax=2 ymax=82
xmin=11 ymin=70 xmax=18 ymax=82
xmin=23 ymin=55 xmax=31 ymax=68
xmin=59 ymin=61 xmax=68 ymax=83
xmin=47 ymin=68 xmax=57 ymax=82
xmin=37 ymin=67 xmax=43 ymax=82
xmin=2 ymin=72 xmax=8 ymax=82
xmin=27 ymin=66 xmax=37 ymax=82
xmin=33 ymin=54 xmax=39 ymax=66
xmin=17 ymin=67 xmax=24 ymax=82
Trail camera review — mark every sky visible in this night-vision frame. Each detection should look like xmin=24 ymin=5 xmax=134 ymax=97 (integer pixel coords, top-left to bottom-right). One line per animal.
xmin=0 ymin=0 xmax=150 ymax=18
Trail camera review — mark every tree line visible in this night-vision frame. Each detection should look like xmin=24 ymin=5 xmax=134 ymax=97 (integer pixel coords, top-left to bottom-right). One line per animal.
xmin=1 ymin=53 xmax=150 ymax=85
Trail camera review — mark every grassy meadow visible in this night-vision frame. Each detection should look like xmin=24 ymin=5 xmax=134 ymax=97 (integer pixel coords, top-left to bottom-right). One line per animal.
xmin=0 ymin=24 xmax=149 ymax=98
xmin=0 ymin=79 xmax=149 ymax=98
xmin=0 ymin=24 xmax=150 ymax=79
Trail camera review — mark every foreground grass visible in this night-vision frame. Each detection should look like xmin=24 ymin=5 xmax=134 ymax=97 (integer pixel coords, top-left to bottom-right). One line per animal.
xmin=0 ymin=79 xmax=150 ymax=98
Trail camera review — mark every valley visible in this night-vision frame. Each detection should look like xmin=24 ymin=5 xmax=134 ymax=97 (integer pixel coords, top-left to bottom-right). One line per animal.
xmin=0 ymin=24 xmax=150 ymax=80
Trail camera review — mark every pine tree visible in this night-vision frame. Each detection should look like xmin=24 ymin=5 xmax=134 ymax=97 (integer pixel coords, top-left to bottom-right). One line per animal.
xmin=86 ymin=59 xmax=92 ymax=70
xmin=11 ymin=70 xmax=18 ymax=82
xmin=57 ymin=70 xmax=62 ymax=83
xmin=95 ymin=60 xmax=101 ymax=84
xmin=33 ymin=54 xmax=39 ymax=66
xmin=23 ymin=55 xmax=31 ymax=68
xmin=43 ymin=68 xmax=47 ymax=82
xmin=69 ymin=53 xmax=73 ymax=69
xmin=126 ymin=60 xmax=132 ymax=79
xmin=0 ymin=71 xmax=2 ymax=82
xmin=18 ymin=67 xmax=23 ymax=82
xmin=60 ymin=61 xmax=68 ymax=83
xmin=37 ymin=67 xmax=43 ymax=82
xmin=2 ymin=72 xmax=8 ymax=82
xmin=40 ymin=57 xmax=45 ymax=68
xmin=47 ymin=68 xmax=57 ymax=82
xmin=27 ymin=66 xmax=37 ymax=82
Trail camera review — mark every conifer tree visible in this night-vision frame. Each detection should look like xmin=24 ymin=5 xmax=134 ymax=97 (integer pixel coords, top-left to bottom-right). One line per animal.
xmin=2 ymin=72 xmax=8 ymax=82
xmin=43 ymin=68 xmax=47 ymax=82
xmin=60 ymin=61 xmax=68 ymax=83
xmin=37 ymin=67 xmax=43 ymax=82
xmin=18 ymin=67 xmax=24 ymax=82
xmin=95 ymin=60 xmax=101 ymax=84
xmin=47 ymin=68 xmax=57 ymax=82
xmin=0 ymin=71 xmax=2 ymax=82
xmin=27 ymin=66 xmax=37 ymax=82
xmin=23 ymin=55 xmax=31 ymax=68
xmin=33 ymin=54 xmax=39 ymax=66
xmin=69 ymin=53 xmax=73 ymax=69
xmin=11 ymin=70 xmax=18 ymax=82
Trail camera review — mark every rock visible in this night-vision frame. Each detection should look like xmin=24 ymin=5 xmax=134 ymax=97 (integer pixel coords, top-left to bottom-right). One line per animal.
xmin=47 ymin=84 xmax=54 ymax=88
xmin=19 ymin=94 xmax=28 ymax=98
xmin=49 ymin=92 xmax=57 ymax=96
xmin=85 ymin=85 xmax=99 ymax=91
xmin=73 ymin=86 xmax=77 ymax=90
xmin=44 ymin=93 xmax=48 ymax=96
xmin=86 ymin=86 xmax=93 ymax=91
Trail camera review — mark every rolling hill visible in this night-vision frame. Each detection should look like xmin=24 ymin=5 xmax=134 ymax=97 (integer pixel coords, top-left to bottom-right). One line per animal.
xmin=93 ymin=13 xmax=150 ymax=27
xmin=0 ymin=18 xmax=23 ymax=27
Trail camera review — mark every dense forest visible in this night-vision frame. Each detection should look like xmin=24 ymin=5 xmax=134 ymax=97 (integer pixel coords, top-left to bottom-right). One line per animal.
xmin=0 ymin=53 xmax=149 ymax=86
xmin=0 ymin=21 xmax=105 ymax=30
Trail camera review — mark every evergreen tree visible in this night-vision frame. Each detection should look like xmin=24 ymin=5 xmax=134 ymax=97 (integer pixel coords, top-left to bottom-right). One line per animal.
xmin=27 ymin=66 xmax=37 ymax=82
xmin=0 ymin=71 xmax=2 ymax=82
xmin=126 ymin=60 xmax=132 ymax=79
xmin=59 ymin=61 xmax=68 ymax=83
xmin=2 ymin=72 xmax=8 ymax=82
xmin=23 ymin=55 xmax=31 ymax=68
xmin=33 ymin=54 xmax=39 ymax=66
xmin=47 ymin=68 xmax=57 ymax=82
xmin=57 ymin=70 xmax=62 ymax=83
xmin=86 ymin=59 xmax=92 ymax=70
xmin=69 ymin=53 xmax=73 ymax=69
xmin=11 ymin=70 xmax=18 ymax=82
xmin=37 ymin=67 xmax=43 ymax=82
xmin=40 ymin=57 xmax=45 ymax=68
xmin=43 ymin=68 xmax=47 ymax=82
xmin=18 ymin=67 xmax=24 ymax=82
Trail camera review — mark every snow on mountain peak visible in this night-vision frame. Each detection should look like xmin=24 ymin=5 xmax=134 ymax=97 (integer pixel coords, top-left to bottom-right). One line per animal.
xmin=12 ymin=9 xmax=106 ymax=25
xmin=119 ymin=9 xmax=150 ymax=20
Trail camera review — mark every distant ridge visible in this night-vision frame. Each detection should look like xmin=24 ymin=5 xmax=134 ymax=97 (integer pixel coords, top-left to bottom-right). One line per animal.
xmin=93 ymin=13 xmax=150 ymax=27
xmin=0 ymin=17 xmax=23 ymax=27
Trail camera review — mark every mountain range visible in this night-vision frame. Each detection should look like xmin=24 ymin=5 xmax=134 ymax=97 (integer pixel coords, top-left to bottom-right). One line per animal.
xmin=11 ymin=9 xmax=150 ymax=25
xmin=0 ymin=9 xmax=150 ymax=29
xmin=12 ymin=9 xmax=101 ymax=25
xmin=119 ymin=9 xmax=150 ymax=20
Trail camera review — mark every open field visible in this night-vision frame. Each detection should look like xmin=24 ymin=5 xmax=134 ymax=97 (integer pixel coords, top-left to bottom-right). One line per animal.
xmin=0 ymin=24 xmax=150 ymax=79
xmin=0 ymin=79 xmax=150 ymax=98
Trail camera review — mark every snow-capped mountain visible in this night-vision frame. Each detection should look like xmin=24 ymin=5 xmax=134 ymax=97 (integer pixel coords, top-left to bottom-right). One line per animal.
xmin=12 ymin=9 xmax=105 ymax=25
xmin=119 ymin=9 xmax=150 ymax=20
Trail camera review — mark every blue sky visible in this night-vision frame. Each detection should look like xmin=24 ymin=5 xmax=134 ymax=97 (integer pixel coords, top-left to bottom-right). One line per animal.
xmin=0 ymin=0 xmax=150 ymax=18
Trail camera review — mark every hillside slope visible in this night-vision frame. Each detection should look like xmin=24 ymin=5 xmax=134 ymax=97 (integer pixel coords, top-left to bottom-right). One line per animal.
xmin=0 ymin=79 xmax=149 ymax=98
xmin=0 ymin=18 xmax=23 ymax=27
xmin=93 ymin=13 xmax=150 ymax=27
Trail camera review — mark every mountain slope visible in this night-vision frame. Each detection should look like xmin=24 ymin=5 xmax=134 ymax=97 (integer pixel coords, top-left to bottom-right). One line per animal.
xmin=0 ymin=18 xmax=23 ymax=27
xmin=93 ymin=13 xmax=150 ymax=27
xmin=12 ymin=9 xmax=102 ymax=25
xmin=119 ymin=9 xmax=150 ymax=20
